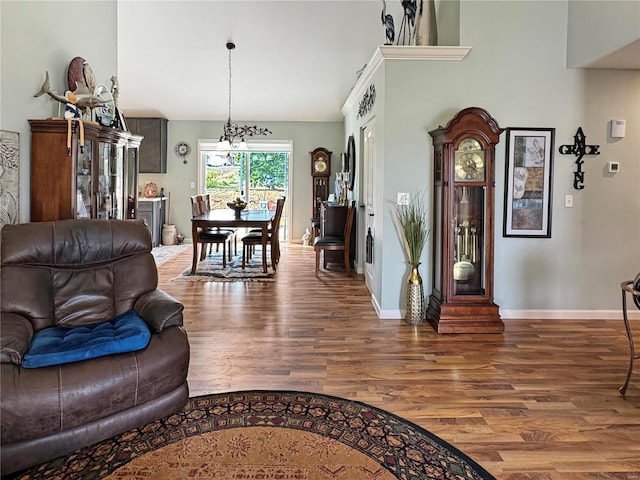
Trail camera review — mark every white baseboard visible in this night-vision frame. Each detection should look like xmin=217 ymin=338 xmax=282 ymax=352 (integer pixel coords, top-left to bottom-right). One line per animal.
xmin=500 ymin=309 xmax=640 ymax=320
xmin=374 ymin=307 xmax=640 ymax=320
xmin=370 ymin=294 xmax=384 ymax=318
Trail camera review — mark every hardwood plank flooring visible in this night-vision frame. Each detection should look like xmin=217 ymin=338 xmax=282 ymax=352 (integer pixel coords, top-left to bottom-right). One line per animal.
xmin=157 ymin=243 xmax=640 ymax=480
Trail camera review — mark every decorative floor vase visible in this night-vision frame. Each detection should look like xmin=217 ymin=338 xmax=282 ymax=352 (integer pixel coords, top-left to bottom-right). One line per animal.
xmin=405 ymin=263 xmax=425 ymax=325
xmin=414 ymin=0 xmax=438 ymax=46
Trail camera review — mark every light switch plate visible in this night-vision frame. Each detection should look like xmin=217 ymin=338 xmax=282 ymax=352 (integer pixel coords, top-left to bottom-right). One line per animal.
xmin=565 ymin=195 xmax=573 ymax=208
xmin=397 ymin=192 xmax=409 ymax=205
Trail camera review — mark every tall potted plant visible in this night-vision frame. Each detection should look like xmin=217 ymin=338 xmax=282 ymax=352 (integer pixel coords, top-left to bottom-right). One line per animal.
xmin=391 ymin=192 xmax=430 ymax=325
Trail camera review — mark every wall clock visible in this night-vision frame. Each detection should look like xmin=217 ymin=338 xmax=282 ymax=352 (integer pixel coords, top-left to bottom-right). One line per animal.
xmin=175 ymin=142 xmax=191 ymax=164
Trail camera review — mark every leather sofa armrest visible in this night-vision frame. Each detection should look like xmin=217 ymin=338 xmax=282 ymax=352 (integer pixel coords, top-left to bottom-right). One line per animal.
xmin=134 ymin=290 xmax=184 ymax=333
xmin=1 ymin=313 xmax=34 ymax=365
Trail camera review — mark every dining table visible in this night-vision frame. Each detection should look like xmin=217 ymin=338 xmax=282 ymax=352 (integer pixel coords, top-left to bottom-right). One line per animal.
xmin=191 ymin=208 xmax=276 ymax=274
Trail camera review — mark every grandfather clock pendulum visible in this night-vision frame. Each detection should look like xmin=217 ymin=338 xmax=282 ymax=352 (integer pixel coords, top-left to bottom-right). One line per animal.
xmin=427 ymin=107 xmax=504 ymax=333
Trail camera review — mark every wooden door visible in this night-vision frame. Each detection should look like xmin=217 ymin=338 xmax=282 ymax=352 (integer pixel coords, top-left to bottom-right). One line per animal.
xmin=362 ymin=121 xmax=376 ymax=293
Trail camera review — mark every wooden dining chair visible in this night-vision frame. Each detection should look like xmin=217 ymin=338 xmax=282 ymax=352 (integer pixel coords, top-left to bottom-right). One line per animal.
xmin=241 ymin=197 xmax=285 ymax=270
xmin=190 ymin=194 xmax=233 ymax=266
xmin=200 ymin=193 xmax=237 ymax=255
xmin=313 ymin=201 xmax=356 ymax=275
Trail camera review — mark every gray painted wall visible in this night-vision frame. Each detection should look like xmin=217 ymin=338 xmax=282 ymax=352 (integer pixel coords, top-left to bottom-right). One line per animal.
xmin=1 ymin=0 xmax=118 ymax=223
xmin=568 ymin=0 xmax=640 ymax=68
xmin=138 ymin=120 xmax=344 ymax=242
xmin=2 ymin=0 xmax=638 ymax=318
xmin=344 ymin=0 xmax=640 ymax=317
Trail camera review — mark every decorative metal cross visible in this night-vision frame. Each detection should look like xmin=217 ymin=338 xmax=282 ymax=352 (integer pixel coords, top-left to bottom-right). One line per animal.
xmin=558 ymin=127 xmax=600 ymax=190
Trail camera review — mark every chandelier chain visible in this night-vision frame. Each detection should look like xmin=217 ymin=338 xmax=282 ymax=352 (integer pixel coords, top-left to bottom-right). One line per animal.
xmin=227 ymin=45 xmax=232 ymax=122
xmin=218 ymin=41 xmax=272 ymax=150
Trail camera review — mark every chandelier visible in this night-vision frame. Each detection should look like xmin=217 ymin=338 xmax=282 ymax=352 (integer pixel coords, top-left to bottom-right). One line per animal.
xmin=217 ymin=42 xmax=271 ymax=151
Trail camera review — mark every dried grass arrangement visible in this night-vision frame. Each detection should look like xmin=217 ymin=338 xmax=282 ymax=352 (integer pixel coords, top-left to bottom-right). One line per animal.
xmin=391 ymin=191 xmax=430 ymax=265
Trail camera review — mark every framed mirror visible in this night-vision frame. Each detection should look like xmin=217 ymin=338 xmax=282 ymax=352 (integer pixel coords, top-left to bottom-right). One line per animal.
xmin=347 ymin=135 xmax=356 ymax=190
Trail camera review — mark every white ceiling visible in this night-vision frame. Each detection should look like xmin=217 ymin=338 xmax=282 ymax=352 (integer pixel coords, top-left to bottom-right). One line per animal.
xmin=580 ymin=39 xmax=640 ymax=70
xmin=116 ymin=1 xmax=639 ymax=123
xmin=117 ymin=1 xmax=389 ymax=122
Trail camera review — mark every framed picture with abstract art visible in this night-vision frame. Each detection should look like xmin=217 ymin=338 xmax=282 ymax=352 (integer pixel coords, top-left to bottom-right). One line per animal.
xmin=503 ymin=128 xmax=554 ymax=237
xmin=0 ymin=130 xmax=20 ymax=227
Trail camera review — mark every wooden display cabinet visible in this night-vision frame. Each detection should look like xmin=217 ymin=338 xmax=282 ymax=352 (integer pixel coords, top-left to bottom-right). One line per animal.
xmin=29 ymin=119 xmax=141 ymax=222
xmin=427 ymin=107 xmax=504 ymax=333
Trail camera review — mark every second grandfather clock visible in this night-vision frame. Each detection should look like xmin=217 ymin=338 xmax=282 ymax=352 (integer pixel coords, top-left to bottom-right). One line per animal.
xmin=427 ymin=107 xmax=504 ymax=333
xmin=311 ymin=147 xmax=331 ymax=221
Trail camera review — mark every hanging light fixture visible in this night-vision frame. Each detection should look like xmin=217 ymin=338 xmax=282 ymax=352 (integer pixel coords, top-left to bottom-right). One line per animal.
xmin=217 ymin=41 xmax=271 ymax=151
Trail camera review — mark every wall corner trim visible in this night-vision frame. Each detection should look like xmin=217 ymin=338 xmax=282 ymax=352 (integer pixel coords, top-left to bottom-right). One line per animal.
xmin=341 ymin=46 xmax=472 ymax=117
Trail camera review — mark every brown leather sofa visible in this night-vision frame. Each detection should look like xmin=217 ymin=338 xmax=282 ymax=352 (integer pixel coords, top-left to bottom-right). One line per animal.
xmin=0 ymin=219 xmax=190 ymax=476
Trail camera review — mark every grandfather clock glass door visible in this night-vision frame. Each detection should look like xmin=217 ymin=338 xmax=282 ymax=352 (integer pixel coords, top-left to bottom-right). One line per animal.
xmin=452 ymin=138 xmax=486 ymax=297
xmin=428 ymin=107 xmax=504 ymax=334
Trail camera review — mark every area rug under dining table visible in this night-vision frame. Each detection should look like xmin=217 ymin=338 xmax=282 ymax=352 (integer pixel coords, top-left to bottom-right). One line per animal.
xmin=172 ymin=251 xmax=276 ymax=282
xmin=10 ymin=390 xmax=495 ymax=480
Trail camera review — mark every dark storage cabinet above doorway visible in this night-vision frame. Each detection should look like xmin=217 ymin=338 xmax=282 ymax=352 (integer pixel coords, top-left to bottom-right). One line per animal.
xmin=127 ymin=117 xmax=168 ymax=173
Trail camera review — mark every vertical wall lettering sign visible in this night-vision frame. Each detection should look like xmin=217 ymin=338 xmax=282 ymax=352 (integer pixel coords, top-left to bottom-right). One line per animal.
xmin=357 ymin=84 xmax=376 ymax=119
xmin=558 ymin=127 xmax=600 ymax=190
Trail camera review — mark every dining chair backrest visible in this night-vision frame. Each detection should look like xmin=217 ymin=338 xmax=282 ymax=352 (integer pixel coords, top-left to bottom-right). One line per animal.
xmin=201 ymin=194 xmax=212 ymax=214
xmin=271 ymin=197 xmax=286 ymax=235
xmin=190 ymin=195 xmax=203 ymax=217
xmin=191 ymin=194 xmax=213 ymax=218
xmin=343 ymin=201 xmax=356 ymax=250
xmin=313 ymin=200 xmax=355 ymax=275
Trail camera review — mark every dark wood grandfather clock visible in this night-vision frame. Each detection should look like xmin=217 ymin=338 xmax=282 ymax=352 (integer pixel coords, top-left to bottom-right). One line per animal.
xmin=427 ymin=107 xmax=504 ymax=333
xmin=311 ymin=147 xmax=331 ymax=220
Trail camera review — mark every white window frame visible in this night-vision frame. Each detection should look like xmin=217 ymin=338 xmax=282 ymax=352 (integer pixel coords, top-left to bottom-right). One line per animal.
xmin=197 ymin=139 xmax=293 ymax=241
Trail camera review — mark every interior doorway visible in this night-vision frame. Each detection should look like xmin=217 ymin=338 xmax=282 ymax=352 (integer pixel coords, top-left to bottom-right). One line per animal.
xmin=362 ymin=121 xmax=376 ymax=293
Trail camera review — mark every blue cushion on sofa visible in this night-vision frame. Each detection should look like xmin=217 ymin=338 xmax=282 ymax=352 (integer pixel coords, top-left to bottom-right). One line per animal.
xmin=22 ymin=310 xmax=151 ymax=368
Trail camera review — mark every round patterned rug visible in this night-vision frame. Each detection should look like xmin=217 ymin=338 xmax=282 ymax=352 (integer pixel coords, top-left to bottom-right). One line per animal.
xmin=11 ymin=390 xmax=495 ymax=480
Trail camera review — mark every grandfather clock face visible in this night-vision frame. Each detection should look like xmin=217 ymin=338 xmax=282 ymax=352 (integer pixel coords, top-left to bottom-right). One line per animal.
xmin=312 ymin=151 xmax=330 ymax=176
xmin=454 ymin=138 xmax=485 ymax=182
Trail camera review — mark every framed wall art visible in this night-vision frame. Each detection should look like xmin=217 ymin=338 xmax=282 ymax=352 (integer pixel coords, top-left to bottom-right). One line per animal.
xmin=0 ymin=130 xmax=20 ymax=226
xmin=503 ymin=128 xmax=554 ymax=237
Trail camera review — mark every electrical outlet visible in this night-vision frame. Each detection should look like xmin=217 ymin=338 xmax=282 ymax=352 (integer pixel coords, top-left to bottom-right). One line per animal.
xmin=190 ymin=182 xmax=196 ymax=189
xmin=397 ymin=192 xmax=409 ymax=205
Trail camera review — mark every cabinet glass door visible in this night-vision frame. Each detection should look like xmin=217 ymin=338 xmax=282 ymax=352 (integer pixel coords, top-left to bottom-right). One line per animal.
xmin=112 ymin=145 xmax=124 ymax=219
xmin=76 ymin=140 xmax=93 ymax=218
xmin=98 ymin=143 xmax=124 ymax=219
xmin=125 ymin=147 xmax=138 ymax=218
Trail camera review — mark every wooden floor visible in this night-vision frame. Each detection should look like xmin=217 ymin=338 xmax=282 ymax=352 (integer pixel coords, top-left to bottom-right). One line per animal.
xmin=157 ymin=243 xmax=640 ymax=480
